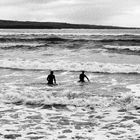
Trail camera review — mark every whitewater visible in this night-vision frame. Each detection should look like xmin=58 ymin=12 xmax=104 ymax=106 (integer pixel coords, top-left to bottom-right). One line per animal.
xmin=0 ymin=29 xmax=140 ymax=140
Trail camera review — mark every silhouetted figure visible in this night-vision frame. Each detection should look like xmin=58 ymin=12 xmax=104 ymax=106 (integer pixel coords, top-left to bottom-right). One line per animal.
xmin=47 ymin=71 xmax=56 ymax=85
xmin=79 ymin=71 xmax=90 ymax=82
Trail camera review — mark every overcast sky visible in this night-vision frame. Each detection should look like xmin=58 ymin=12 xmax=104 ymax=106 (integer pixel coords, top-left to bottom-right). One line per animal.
xmin=0 ymin=0 xmax=140 ymax=27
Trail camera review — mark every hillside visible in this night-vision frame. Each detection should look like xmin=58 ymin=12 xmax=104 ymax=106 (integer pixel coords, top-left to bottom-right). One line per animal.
xmin=0 ymin=20 xmax=136 ymax=29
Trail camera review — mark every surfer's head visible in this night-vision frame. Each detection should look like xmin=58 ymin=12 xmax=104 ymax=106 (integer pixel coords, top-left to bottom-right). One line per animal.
xmin=82 ymin=71 xmax=85 ymax=74
xmin=50 ymin=71 xmax=54 ymax=74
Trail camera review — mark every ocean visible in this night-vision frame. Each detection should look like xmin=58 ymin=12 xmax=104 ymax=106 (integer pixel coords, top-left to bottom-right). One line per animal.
xmin=0 ymin=29 xmax=140 ymax=140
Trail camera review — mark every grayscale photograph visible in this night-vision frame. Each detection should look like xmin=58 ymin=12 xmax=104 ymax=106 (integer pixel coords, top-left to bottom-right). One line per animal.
xmin=0 ymin=0 xmax=140 ymax=140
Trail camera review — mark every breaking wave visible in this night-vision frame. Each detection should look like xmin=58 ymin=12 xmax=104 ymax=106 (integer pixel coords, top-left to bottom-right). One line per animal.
xmin=0 ymin=36 xmax=69 ymax=43
xmin=0 ymin=45 xmax=38 ymax=50
xmin=1 ymin=34 xmax=140 ymax=43
xmin=0 ymin=59 xmax=140 ymax=74
xmin=104 ymin=45 xmax=140 ymax=55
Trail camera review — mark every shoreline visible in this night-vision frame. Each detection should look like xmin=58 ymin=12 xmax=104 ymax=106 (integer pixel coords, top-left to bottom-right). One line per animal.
xmin=0 ymin=20 xmax=138 ymax=29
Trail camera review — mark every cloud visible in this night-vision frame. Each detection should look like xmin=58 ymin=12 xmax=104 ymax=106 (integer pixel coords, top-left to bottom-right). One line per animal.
xmin=0 ymin=0 xmax=140 ymax=27
xmin=0 ymin=0 xmax=57 ymax=5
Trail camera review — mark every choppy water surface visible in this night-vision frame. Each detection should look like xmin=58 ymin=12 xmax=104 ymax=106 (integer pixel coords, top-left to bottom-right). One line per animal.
xmin=0 ymin=29 xmax=140 ymax=140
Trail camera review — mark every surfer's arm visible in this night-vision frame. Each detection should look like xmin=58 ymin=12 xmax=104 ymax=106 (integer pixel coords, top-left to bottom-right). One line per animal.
xmin=54 ymin=76 xmax=56 ymax=84
xmin=47 ymin=76 xmax=49 ymax=81
xmin=85 ymin=75 xmax=90 ymax=82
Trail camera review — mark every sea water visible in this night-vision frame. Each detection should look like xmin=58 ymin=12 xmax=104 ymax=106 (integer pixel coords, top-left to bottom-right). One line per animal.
xmin=0 ymin=29 xmax=140 ymax=140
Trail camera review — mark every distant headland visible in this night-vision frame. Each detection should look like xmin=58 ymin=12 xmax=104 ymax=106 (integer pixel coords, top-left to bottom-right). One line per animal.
xmin=0 ymin=20 xmax=138 ymax=29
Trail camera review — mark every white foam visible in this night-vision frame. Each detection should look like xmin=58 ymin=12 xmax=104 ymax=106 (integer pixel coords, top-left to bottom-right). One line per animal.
xmin=127 ymin=84 xmax=140 ymax=97
xmin=0 ymin=58 xmax=140 ymax=74
xmin=104 ymin=45 xmax=140 ymax=51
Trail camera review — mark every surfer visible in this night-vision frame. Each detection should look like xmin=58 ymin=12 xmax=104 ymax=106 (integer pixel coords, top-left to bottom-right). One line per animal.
xmin=79 ymin=71 xmax=90 ymax=82
xmin=47 ymin=71 xmax=56 ymax=85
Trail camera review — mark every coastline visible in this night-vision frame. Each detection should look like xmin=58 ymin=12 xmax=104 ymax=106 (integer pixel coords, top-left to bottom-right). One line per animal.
xmin=0 ymin=20 xmax=138 ymax=29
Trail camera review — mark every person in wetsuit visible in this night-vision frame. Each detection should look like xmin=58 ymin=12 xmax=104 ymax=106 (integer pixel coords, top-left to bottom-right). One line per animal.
xmin=47 ymin=71 xmax=56 ymax=85
xmin=79 ymin=71 xmax=90 ymax=82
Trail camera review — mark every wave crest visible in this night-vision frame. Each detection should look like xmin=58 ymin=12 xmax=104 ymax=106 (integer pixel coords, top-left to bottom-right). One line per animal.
xmin=0 ymin=36 xmax=69 ymax=43
xmin=0 ymin=59 xmax=140 ymax=74
xmin=104 ymin=45 xmax=140 ymax=55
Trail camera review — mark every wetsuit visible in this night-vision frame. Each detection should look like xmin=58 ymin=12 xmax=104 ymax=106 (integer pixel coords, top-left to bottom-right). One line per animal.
xmin=47 ymin=74 xmax=56 ymax=84
xmin=79 ymin=73 xmax=86 ymax=82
